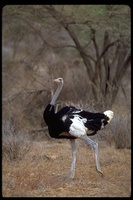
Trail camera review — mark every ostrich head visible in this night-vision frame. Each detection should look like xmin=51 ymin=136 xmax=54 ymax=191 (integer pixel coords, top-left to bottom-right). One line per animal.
xmin=54 ymin=77 xmax=64 ymax=84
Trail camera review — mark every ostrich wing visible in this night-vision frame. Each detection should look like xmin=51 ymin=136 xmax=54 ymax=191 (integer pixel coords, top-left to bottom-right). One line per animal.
xmin=59 ymin=107 xmax=110 ymax=137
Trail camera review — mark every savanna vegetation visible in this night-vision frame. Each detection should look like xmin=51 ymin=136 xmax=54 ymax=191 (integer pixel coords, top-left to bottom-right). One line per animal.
xmin=2 ymin=5 xmax=131 ymax=197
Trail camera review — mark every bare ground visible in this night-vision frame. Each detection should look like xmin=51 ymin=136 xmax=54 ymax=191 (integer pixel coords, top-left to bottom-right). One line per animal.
xmin=2 ymin=139 xmax=131 ymax=197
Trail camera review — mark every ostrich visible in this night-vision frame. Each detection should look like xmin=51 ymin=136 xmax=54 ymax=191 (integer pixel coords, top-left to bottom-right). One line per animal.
xmin=43 ymin=77 xmax=114 ymax=178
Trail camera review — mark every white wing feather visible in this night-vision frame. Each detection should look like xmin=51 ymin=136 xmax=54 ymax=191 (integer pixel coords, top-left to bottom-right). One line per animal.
xmin=104 ymin=110 xmax=114 ymax=123
xmin=69 ymin=115 xmax=87 ymax=137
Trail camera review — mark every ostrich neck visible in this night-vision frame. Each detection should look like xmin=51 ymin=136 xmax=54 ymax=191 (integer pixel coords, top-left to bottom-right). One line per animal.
xmin=50 ymin=79 xmax=63 ymax=105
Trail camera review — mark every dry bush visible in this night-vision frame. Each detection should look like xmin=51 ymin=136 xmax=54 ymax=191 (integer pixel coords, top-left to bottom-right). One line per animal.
xmin=2 ymin=118 xmax=32 ymax=161
xmin=110 ymin=110 xmax=131 ymax=149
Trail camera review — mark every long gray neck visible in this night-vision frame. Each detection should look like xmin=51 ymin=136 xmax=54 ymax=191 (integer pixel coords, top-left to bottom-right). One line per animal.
xmin=50 ymin=78 xmax=64 ymax=106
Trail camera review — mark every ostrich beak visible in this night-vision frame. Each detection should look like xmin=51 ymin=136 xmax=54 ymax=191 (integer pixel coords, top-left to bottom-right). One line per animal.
xmin=54 ymin=78 xmax=60 ymax=83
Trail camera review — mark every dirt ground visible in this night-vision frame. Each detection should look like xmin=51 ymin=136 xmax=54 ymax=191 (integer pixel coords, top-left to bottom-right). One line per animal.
xmin=2 ymin=139 xmax=131 ymax=197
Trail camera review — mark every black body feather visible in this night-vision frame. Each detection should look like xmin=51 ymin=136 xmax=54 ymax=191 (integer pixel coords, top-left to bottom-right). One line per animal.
xmin=43 ymin=104 xmax=110 ymax=139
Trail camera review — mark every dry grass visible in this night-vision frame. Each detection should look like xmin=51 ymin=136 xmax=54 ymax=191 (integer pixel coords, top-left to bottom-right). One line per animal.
xmin=2 ymin=139 xmax=131 ymax=197
xmin=2 ymin=118 xmax=32 ymax=161
xmin=2 ymin=103 xmax=131 ymax=197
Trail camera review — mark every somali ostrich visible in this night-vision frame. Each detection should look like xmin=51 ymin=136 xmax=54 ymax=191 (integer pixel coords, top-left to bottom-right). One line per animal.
xmin=43 ymin=77 xmax=114 ymax=178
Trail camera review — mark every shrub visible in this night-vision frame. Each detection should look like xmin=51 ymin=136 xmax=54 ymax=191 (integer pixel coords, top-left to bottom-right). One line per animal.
xmin=110 ymin=112 xmax=131 ymax=149
xmin=2 ymin=118 xmax=32 ymax=161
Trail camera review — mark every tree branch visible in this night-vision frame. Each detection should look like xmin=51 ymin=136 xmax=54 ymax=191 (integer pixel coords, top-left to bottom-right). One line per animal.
xmin=91 ymin=28 xmax=99 ymax=60
xmin=3 ymin=89 xmax=46 ymax=104
xmin=45 ymin=5 xmax=94 ymax=79
xmin=98 ymin=39 xmax=119 ymax=64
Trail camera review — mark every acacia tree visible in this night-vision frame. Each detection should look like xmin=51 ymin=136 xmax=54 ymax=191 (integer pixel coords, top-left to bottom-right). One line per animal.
xmin=3 ymin=5 xmax=130 ymax=110
xmin=44 ymin=5 xmax=131 ymax=109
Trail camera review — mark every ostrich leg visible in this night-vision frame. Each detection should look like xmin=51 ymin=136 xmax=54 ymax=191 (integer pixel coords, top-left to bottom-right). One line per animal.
xmin=81 ymin=135 xmax=103 ymax=176
xmin=69 ymin=139 xmax=77 ymax=178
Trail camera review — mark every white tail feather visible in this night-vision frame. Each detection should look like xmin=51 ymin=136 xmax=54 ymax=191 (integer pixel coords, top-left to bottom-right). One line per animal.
xmin=104 ymin=110 xmax=114 ymax=123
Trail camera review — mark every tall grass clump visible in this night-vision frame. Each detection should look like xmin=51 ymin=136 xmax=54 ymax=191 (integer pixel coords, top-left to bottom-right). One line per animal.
xmin=2 ymin=118 xmax=32 ymax=161
xmin=110 ymin=112 xmax=131 ymax=149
